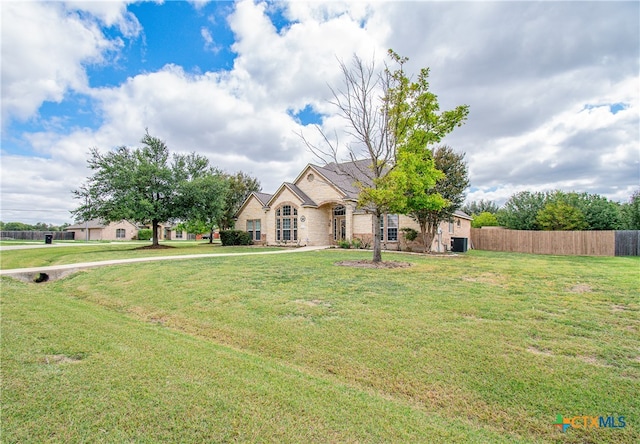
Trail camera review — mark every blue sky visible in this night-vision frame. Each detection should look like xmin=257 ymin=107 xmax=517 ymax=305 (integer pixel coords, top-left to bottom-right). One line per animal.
xmin=1 ymin=0 xmax=638 ymax=225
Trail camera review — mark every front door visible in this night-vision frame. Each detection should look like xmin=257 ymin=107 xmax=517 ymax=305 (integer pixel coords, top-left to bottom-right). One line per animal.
xmin=333 ymin=216 xmax=346 ymax=242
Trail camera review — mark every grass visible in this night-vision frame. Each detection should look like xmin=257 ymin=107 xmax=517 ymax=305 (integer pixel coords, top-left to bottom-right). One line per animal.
xmin=0 ymin=241 xmax=282 ymax=270
xmin=2 ymin=249 xmax=639 ymax=442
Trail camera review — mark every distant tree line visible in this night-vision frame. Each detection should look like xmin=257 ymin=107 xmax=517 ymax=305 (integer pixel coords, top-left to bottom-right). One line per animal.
xmin=463 ymin=190 xmax=640 ymax=230
xmin=0 ymin=221 xmax=69 ymax=231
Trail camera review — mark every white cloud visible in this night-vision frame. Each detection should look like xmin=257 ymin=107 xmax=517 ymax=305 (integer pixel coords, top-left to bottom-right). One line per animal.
xmin=1 ymin=1 xmax=138 ymax=125
xmin=1 ymin=0 xmax=638 ymax=225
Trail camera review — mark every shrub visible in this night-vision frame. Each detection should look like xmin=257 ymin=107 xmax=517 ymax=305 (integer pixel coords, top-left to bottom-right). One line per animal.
xmin=220 ymin=230 xmax=252 ymax=246
xmin=137 ymin=229 xmax=152 ymax=240
xmin=471 ymin=212 xmax=499 ymax=228
xmin=337 ymin=240 xmax=351 ymax=249
xmin=400 ymin=227 xmax=418 ymax=242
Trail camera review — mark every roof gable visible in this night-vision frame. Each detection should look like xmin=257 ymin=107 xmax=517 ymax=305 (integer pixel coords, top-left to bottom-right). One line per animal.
xmin=267 ymin=182 xmax=317 ymax=207
xmin=312 ymin=159 xmax=374 ymax=199
xmin=235 ymin=191 xmax=272 ymax=217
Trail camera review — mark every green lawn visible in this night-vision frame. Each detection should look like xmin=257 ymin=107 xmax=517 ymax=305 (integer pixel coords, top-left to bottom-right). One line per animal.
xmin=1 ymin=250 xmax=638 ymax=443
xmin=0 ymin=241 xmax=282 ymax=270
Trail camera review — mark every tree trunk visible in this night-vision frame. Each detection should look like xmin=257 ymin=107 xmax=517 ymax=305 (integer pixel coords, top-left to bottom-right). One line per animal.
xmin=152 ymin=220 xmax=159 ymax=246
xmin=372 ymin=212 xmax=382 ymax=263
xmin=419 ymin=221 xmax=429 ymax=253
xmin=209 ymin=229 xmax=214 ymax=244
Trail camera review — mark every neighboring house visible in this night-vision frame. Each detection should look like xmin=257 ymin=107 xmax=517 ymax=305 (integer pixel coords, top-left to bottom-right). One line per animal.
xmin=137 ymin=223 xmax=194 ymax=241
xmin=65 ymin=219 xmax=139 ymax=241
xmin=235 ymin=160 xmax=472 ymax=251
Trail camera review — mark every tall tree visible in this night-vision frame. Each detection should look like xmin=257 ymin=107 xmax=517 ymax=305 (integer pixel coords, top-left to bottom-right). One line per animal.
xmin=561 ymin=192 xmax=622 ymax=230
xmin=302 ymin=50 xmax=468 ymax=261
xmin=621 ymin=189 xmax=640 ymax=229
xmin=404 ymin=146 xmax=469 ymax=252
xmin=301 ymin=53 xmax=396 ymax=262
xmin=72 ymin=132 xmax=210 ymax=247
xmin=536 ymin=200 xmax=588 ymax=231
xmin=180 ymin=171 xmax=229 ymax=243
xmin=497 ymin=191 xmax=547 ymax=230
xmin=217 ymin=171 xmax=261 ymax=230
xmin=462 ymin=200 xmax=499 ymax=216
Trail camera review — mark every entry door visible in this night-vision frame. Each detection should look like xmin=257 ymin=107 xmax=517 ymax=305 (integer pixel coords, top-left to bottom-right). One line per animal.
xmin=333 ymin=216 xmax=346 ymax=241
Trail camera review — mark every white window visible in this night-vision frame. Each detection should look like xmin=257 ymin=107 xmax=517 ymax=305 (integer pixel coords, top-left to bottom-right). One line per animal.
xmin=387 ymin=214 xmax=399 ymax=241
xmin=276 ymin=205 xmax=297 ymax=241
xmin=380 ymin=214 xmax=399 ymax=241
xmin=116 ymin=228 xmax=126 ymax=239
xmin=247 ymin=219 xmax=261 ymax=241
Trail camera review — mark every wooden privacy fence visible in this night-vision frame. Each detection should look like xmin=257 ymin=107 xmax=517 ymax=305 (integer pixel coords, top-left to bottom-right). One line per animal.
xmin=470 ymin=229 xmax=640 ymax=256
xmin=0 ymin=231 xmax=75 ymax=241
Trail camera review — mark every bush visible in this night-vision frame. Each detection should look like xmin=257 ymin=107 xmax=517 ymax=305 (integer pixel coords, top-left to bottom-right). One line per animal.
xmin=400 ymin=227 xmax=418 ymax=242
xmin=337 ymin=240 xmax=351 ymax=249
xmin=220 ymin=230 xmax=252 ymax=246
xmin=471 ymin=212 xmax=499 ymax=228
xmin=137 ymin=229 xmax=152 ymax=240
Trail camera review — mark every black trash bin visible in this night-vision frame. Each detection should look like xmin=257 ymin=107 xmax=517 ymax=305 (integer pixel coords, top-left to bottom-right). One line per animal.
xmin=44 ymin=234 xmax=53 ymax=244
xmin=451 ymin=237 xmax=468 ymax=253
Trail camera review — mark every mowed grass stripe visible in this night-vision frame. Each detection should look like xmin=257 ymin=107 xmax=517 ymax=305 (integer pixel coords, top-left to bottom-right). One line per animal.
xmin=2 ymin=249 xmax=639 ymax=442
xmin=2 ymin=275 xmax=508 ymax=443
xmin=0 ymin=242 xmax=283 ymax=270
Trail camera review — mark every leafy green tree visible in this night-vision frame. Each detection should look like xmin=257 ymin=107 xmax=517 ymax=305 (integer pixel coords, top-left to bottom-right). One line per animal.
xmin=560 ymin=192 xmax=622 ymax=230
xmin=180 ymin=172 xmax=229 ymax=243
xmin=536 ymin=200 xmax=588 ymax=230
xmin=72 ymin=132 xmax=211 ymax=247
xmin=497 ymin=191 xmax=547 ymax=230
xmin=471 ymin=212 xmax=499 ymax=228
xmin=418 ymin=146 xmax=469 ymax=252
xmin=304 ymin=50 xmax=468 ymax=261
xmin=621 ymin=189 xmax=640 ymax=229
xmin=382 ymin=48 xmax=469 ymax=253
xmin=2 ymin=222 xmax=33 ymax=231
xmin=217 ymin=171 xmax=261 ymax=230
xmin=462 ymin=200 xmax=499 ymax=216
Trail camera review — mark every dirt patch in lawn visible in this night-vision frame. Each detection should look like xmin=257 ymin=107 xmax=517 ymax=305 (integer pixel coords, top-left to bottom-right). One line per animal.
xmin=335 ymin=260 xmax=412 ymax=269
xmin=43 ymin=354 xmax=85 ymax=365
xmin=568 ymin=283 xmax=592 ymax=293
xmin=135 ymin=244 xmax=175 ymax=250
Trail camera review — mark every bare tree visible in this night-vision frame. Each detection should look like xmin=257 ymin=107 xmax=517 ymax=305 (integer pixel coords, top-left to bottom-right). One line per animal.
xmin=300 ymin=54 xmax=399 ymax=263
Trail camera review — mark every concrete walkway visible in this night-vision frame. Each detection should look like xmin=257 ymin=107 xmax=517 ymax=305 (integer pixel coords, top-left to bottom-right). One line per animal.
xmin=0 ymin=245 xmax=330 ymax=282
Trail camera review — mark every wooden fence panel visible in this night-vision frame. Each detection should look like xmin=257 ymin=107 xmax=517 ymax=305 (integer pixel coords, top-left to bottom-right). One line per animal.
xmin=470 ymin=229 xmax=618 ymax=256
xmin=615 ymin=231 xmax=640 ymax=256
xmin=0 ymin=231 xmax=75 ymax=241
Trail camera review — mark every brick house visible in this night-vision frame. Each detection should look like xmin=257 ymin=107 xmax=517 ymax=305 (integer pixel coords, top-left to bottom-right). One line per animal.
xmin=65 ymin=219 xmax=139 ymax=241
xmin=65 ymin=220 xmax=192 ymax=241
xmin=235 ymin=160 xmax=472 ymax=252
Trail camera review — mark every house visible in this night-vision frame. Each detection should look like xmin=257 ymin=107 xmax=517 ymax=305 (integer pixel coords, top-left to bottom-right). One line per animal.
xmin=66 ymin=220 xmax=194 ymax=241
xmin=235 ymin=160 xmax=472 ymax=251
xmin=65 ymin=219 xmax=139 ymax=241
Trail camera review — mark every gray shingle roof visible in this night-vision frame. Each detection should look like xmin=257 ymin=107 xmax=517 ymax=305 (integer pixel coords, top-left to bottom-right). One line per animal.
xmin=313 ymin=159 xmax=374 ymax=199
xmin=284 ymin=182 xmax=317 ymax=207
xmin=253 ymin=192 xmax=273 ymax=206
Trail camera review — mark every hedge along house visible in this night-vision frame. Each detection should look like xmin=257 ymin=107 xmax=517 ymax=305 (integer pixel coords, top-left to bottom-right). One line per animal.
xmin=235 ymin=160 xmax=472 ymax=252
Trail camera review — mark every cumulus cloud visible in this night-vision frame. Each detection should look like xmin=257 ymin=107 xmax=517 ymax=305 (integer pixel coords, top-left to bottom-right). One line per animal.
xmin=1 ymin=0 xmax=638 ymax=225
xmin=1 ymin=1 xmax=139 ymax=125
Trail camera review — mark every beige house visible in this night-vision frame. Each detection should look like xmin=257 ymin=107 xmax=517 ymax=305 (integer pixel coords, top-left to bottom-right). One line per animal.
xmin=235 ymin=160 xmax=472 ymax=252
xmin=66 ymin=220 xmax=193 ymax=241
xmin=65 ymin=219 xmax=139 ymax=241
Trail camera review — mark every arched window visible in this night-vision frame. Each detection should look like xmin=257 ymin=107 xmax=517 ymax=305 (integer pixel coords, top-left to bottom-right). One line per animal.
xmin=276 ymin=204 xmax=298 ymax=241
